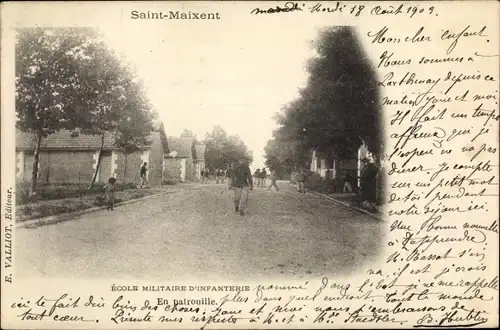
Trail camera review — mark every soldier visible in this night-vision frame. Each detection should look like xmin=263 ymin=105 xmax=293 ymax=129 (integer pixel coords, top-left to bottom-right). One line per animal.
xmin=225 ymin=166 xmax=233 ymax=188
xmin=229 ymin=158 xmax=253 ymax=216
xmin=140 ymin=162 xmax=148 ymax=188
xmin=220 ymin=169 xmax=226 ymax=184
xmin=296 ymin=168 xmax=306 ymax=193
xmin=260 ymin=168 xmax=267 ymax=188
xmin=216 ymin=168 xmax=221 ymax=184
xmin=254 ymin=168 xmax=261 ymax=188
xmin=105 ymin=177 xmax=117 ymax=210
xmin=204 ymin=168 xmax=210 ymax=183
xmin=268 ymin=169 xmax=279 ymax=191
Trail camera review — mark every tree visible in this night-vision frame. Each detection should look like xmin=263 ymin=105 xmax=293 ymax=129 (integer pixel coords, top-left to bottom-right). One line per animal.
xmin=301 ymin=26 xmax=383 ymax=156
xmin=203 ymin=125 xmax=252 ymax=170
xmin=223 ymin=135 xmax=253 ymax=166
xmin=16 ymin=27 xmax=157 ymax=194
xmin=69 ymin=36 xmax=158 ymax=190
xmin=180 ymin=129 xmax=196 ymax=139
xmin=204 ymin=125 xmax=227 ymax=170
xmin=264 ymin=26 xmax=383 ymax=174
xmin=180 ymin=129 xmax=199 ymax=160
xmin=112 ymin=86 xmax=158 ymax=183
xmin=16 ymin=28 xmax=103 ymax=195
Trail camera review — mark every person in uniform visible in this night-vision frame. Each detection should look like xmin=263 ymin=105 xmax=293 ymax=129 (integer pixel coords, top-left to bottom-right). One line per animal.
xmin=106 ymin=177 xmax=117 ymax=210
xmin=229 ymin=158 xmax=253 ymax=215
xmin=140 ymin=162 xmax=148 ymax=188
xmin=225 ymin=166 xmax=232 ymax=188
xmin=254 ymin=168 xmax=261 ymax=188
xmin=296 ymin=168 xmax=306 ymax=193
xmin=204 ymin=168 xmax=210 ymax=183
xmin=268 ymin=169 xmax=279 ymax=191
xmin=260 ymin=168 xmax=267 ymax=188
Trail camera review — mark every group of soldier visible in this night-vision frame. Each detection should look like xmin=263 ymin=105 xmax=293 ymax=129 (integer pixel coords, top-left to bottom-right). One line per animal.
xmin=199 ymin=160 xmax=284 ymax=216
xmin=200 ymin=166 xmax=276 ymax=190
xmin=253 ymin=168 xmax=268 ymax=188
xmin=200 ymin=168 xmax=230 ymax=184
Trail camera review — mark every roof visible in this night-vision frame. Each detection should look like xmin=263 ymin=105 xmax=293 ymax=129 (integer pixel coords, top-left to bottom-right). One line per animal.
xmin=16 ymin=128 xmax=168 ymax=152
xmin=16 ymin=130 xmax=118 ymax=151
xmin=165 ymin=137 xmax=194 ymax=158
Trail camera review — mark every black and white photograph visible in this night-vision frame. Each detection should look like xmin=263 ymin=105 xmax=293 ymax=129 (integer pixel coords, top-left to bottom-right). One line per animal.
xmin=2 ymin=1 xmax=498 ymax=329
xmin=13 ymin=24 xmax=386 ymax=280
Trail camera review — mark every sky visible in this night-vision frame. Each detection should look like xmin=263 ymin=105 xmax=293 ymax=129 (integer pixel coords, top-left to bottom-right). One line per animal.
xmin=101 ymin=21 xmax=319 ymax=170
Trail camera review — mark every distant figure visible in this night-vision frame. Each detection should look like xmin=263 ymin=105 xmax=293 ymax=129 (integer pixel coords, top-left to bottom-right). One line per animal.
xmin=201 ymin=169 xmax=205 ymax=184
xmin=296 ymin=169 xmax=306 ymax=193
xmin=204 ymin=168 xmax=210 ymax=183
xmin=140 ymin=162 xmax=148 ymax=188
xmin=225 ymin=167 xmax=232 ymax=188
xmin=220 ymin=169 xmax=226 ymax=184
xmin=260 ymin=168 xmax=267 ymax=187
xmin=267 ymin=170 xmax=279 ymax=191
xmin=216 ymin=169 xmax=224 ymax=184
xmin=106 ymin=177 xmax=117 ymax=211
xmin=343 ymin=172 xmax=353 ymax=193
xmin=229 ymin=158 xmax=253 ymax=216
xmin=254 ymin=169 xmax=261 ymax=187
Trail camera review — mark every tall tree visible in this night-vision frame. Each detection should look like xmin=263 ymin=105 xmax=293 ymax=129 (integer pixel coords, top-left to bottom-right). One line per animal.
xmin=264 ymin=26 xmax=383 ymax=173
xmin=112 ymin=83 xmax=158 ymax=183
xmin=16 ymin=28 xmax=100 ymax=195
xmin=180 ymin=129 xmax=198 ymax=160
xmin=302 ymin=26 xmax=382 ymax=156
xmin=16 ymin=27 xmax=156 ymax=193
xmin=204 ymin=125 xmax=228 ymax=170
xmin=204 ymin=125 xmax=252 ymax=170
xmin=223 ymin=135 xmax=253 ymax=166
xmin=180 ymin=129 xmax=196 ymax=139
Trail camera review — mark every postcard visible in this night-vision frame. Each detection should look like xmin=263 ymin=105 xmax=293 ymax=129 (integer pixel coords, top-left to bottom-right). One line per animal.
xmin=1 ymin=1 xmax=498 ymax=329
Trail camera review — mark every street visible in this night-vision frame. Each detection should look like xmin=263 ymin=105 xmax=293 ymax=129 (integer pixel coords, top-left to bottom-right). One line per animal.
xmin=15 ymin=183 xmax=384 ymax=281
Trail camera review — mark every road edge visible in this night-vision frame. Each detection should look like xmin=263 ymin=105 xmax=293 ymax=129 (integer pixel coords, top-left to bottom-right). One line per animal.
xmin=16 ymin=192 xmax=163 ymax=229
xmin=285 ymin=182 xmax=383 ymax=221
xmin=311 ymin=191 xmax=384 ymax=221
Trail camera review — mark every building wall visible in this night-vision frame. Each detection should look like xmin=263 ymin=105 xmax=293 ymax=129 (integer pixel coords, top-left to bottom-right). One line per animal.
xmin=17 ymin=149 xmax=163 ymax=186
xmin=310 ymin=151 xmax=317 ymax=172
xmin=98 ymin=152 xmax=112 ymax=183
xmin=192 ymin=161 xmax=205 ymax=181
xmin=310 ymin=151 xmax=330 ymax=179
xmin=16 ymin=152 xmax=24 ymax=181
xmin=18 ymin=150 xmax=96 ymax=184
xmin=38 ymin=152 xmax=50 ymax=184
xmin=115 ymin=150 xmax=144 ymax=184
xmin=17 ymin=135 xmax=166 ymax=187
xmin=23 ymin=152 xmax=34 ymax=182
xmin=185 ymin=158 xmax=193 ymax=181
xmin=44 ymin=150 xmax=95 ymax=184
xmin=148 ymin=133 xmax=165 ymax=186
xmin=310 ymin=148 xmax=361 ymax=180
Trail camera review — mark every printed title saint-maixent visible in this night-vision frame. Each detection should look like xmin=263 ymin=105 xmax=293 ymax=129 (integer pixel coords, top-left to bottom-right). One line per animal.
xmin=131 ymin=10 xmax=221 ymax=20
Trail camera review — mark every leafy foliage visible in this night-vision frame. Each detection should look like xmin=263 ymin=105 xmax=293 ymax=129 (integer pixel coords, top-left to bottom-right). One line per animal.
xmin=16 ymin=28 xmax=100 ymax=136
xmin=16 ymin=27 xmax=156 ymax=193
xmin=203 ymin=125 xmax=253 ymax=170
xmin=180 ymin=129 xmax=196 ymax=139
xmin=264 ymin=26 xmax=383 ymax=173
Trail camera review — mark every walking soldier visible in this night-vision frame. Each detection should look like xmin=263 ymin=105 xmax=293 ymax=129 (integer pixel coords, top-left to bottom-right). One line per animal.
xmin=229 ymin=158 xmax=253 ymax=216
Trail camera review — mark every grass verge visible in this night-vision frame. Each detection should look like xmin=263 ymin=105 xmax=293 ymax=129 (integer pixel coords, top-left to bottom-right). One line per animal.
xmin=16 ymin=188 xmax=161 ymax=222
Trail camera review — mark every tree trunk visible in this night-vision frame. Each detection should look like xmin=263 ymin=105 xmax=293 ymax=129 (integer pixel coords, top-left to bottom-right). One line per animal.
xmin=89 ymin=133 xmax=105 ymax=190
xmin=29 ymin=131 xmax=43 ymax=197
xmin=123 ymin=153 xmax=128 ymax=183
